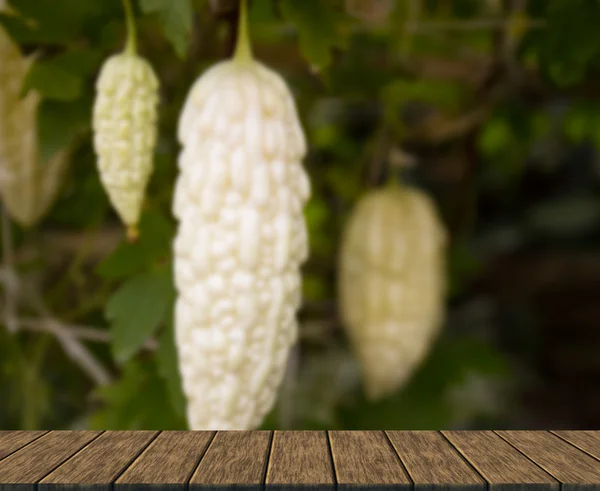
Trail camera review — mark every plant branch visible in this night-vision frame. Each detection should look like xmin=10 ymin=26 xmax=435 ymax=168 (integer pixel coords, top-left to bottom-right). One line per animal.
xmin=1 ymin=207 xmax=19 ymax=333
xmin=38 ymin=317 xmax=113 ymax=386
xmin=403 ymin=18 xmax=546 ymax=33
xmin=4 ymin=272 xmax=115 ymax=386
xmin=18 ymin=318 xmax=159 ymax=351
xmin=401 ymin=0 xmax=421 ymax=59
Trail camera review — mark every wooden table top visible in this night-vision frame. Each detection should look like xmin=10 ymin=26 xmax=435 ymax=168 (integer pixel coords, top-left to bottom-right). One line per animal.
xmin=1 ymin=430 xmax=600 ymax=490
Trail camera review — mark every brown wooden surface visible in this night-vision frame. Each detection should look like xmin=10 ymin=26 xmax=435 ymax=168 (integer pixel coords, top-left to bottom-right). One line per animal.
xmin=1 ymin=431 xmax=600 ymax=490
xmin=266 ymin=431 xmax=334 ymax=490
xmin=190 ymin=431 xmax=270 ymax=490
xmin=442 ymin=431 xmax=559 ymax=491
xmin=116 ymin=431 xmax=214 ymax=489
xmin=551 ymin=430 xmax=600 ymax=461
xmin=0 ymin=431 xmax=102 ymax=491
xmin=330 ymin=430 xmax=411 ymax=490
xmin=0 ymin=432 xmax=47 ymax=461
xmin=496 ymin=430 xmax=600 ymax=491
xmin=388 ymin=431 xmax=485 ymax=491
xmin=39 ymin=431 xmax=158 ymax=491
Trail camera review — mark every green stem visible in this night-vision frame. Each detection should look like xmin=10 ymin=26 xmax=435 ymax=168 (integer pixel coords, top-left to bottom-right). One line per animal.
xmin=21 ymin=334 xmax=51 ymax=430
xmin=61 ymin=281 xmax=114 ymax=321
xmin=233 ymin=0 xmax=252 ymax=63
xmin=122 ymin=0 xmax=137 ymax=55
xmin=386 ymin=169 xmax=401 ymax=188
xmin=45 ymin=214 xmax=106 ymax=306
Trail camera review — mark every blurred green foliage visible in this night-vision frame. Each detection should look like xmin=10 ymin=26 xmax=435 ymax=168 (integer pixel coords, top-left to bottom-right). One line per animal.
xmin=1 ymin=0 xmax=600 ymax=431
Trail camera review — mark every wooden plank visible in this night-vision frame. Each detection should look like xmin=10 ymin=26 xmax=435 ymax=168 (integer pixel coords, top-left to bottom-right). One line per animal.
xmin=443 ymin=431 xmax=558 ymax=491
xmin=0 ymin=432 xmax=48 ymax=461
xmin=39 ymin=431 xmax=158 ymax=491
xmin=387 ymin=431 xmax=485 ymax=491
xmin=266 ymin=431 xmax=335 ymax=490
xmin=190 ymin=431 xmax=271 ymax=490
xmin=0 ymin=431 xmax=102 ymax=491
xmin=551 ymin=431 xmax=600 ymax=461
xmin=115 ymin=431 xmax=214 ymax=490
xmin=496 ymin=430 xmax=600 ymax=491
xmin=329 ymin=430 xmax=411 ymax=491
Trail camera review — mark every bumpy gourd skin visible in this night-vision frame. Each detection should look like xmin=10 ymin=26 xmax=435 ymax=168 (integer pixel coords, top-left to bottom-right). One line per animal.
xmin=338 ymin=185 xmax=446 ymax=401
xmin=173 ymin=59 xmax=310 ymax=429
xmin=0 ymin=18 xmax=69 ymax=227
xmin=93 ymin=53 xmax=159 ymax=233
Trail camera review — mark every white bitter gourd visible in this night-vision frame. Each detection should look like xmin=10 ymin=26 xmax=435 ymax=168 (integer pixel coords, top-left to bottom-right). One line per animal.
xmin=338 ymin=182 xmax=447 ymax=401
xmin=173 ymin=0 xmax=310 ymax=429
xmin=0 ymin=2 xmax=70 ymax=227
xmin=92 ymin=0 xmax=159 ymax=240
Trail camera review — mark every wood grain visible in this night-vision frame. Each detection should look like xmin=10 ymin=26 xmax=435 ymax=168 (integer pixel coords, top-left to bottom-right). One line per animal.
xmin=190 ymin=431 xmax=271 ymax=490
xmin=116 ymin=431 xmax=215 ymax=489
xmin=0 ymin=431 xmax=102 ymax=491
xmin=0 ymin=432 xmax=48 ymax=461
xmin=266 ymin=431 xmax=334 ymax=490
xmin=551 ymin=431 xmax=600 ymax=461
xmin=443 ymin=431 xmax=558 ymax=491
xmin=0 ymin=430 xmax=599 ymax=490
xmin=329 ymin=430 xmax=411 ymax=490
xmin=388 ymin=431 xmax=485 ymax=491
xmin=39 ymin=431 xmax=158 ymax=491
xmin=496 ymin=430 xmax=600 ymax=491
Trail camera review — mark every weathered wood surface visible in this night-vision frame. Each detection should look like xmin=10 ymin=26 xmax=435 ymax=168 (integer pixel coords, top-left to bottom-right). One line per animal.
xmin=0 ymin=431 xmax=599 ymax=490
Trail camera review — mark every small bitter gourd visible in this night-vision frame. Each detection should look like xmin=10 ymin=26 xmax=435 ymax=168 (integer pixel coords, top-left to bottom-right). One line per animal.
xmin=0 ymin=2 xmax=69 ymax=226
xmin=92 ymin=0 xmax=159 ymax=240
xmin=338 ymin=182 xmax=447 ymax=401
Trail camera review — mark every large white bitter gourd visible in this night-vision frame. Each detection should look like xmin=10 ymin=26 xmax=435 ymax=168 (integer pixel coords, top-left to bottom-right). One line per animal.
xmin=173 ymin=0 xmax=310 ymax=429
xmin=338 ymin=183 xmax=447 ymax=401
xmin=92 ymin=4 xmax=159 ymax=240
xmin=0 ymin=1 xmax=70 ymax=226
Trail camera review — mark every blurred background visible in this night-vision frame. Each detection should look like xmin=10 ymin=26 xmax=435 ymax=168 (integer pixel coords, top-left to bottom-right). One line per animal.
xmin=1 ymin=0 xmax=600 ymax=431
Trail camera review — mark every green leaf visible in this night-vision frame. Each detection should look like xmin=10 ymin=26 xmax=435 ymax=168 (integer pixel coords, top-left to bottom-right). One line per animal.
xmin=139 ymin=0 xmax=193 ymax=58
xmin=23 ymin=59 xmax=83 ymax=101
xmin=248 ymin=0 xmax=278 ymax=23
xmin=477 ymin=117 xmax=514 ymax=157
xmin=533 ymin=0 xmax=600 ymax=87
xmin=247 ymin=0 xmax=282 ymax=44
xmin=280 ymin=0 xmax=348 ymax=72
xmin=156 ymin=311 xmax=186 ymax=419
xmin=447 ymin=241 xmax=483 ymax=297
xmin=0 ymin=12 xmax=38 ymax=44
xmin=302 ymin=274 xmax=328 ymax=301
xmin=3 ymin=0 xmax=114 ymax=44
xmin=97 ymin=208 xmax=174 ymax=279
xmin=50 ymin=48 xmax=105 ymax=77
xmin=89 ymin=358 xmax=187 ymax=430
xmin=105 ymin=268 xmax=175 ymax=364
xmin=37 ymin=97 xmax=91 ymax=164
xmin=304 ymin=196 xmax=334 ymax=256
xmin=564 ymin=109 xmax=591 ymax=144
xmin=382 ymin=79 xmax=466 ymax=113
xmin=563 ymin=102 xmax=598 ymax=144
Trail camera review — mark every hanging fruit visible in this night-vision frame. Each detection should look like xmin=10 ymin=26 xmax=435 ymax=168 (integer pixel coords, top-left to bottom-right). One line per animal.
xmin=92 ymin=0 xmax=159 ymax=241
xmin=338 ymin=179 xmax=447 ymax=401
xmin=172 ymin=0 xmax=311 ymax=429
xmin=0 ymin=2 xmax=70 ymax=227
